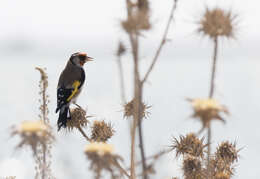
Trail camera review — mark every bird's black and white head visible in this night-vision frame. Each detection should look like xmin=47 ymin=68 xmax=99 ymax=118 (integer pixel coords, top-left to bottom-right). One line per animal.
xmin=70 ymin=52 xmax=93 ymax=67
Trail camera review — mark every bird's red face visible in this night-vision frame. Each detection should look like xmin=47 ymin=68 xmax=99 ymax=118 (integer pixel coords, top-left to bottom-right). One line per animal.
xmin=77 ymin=52 xmax=94 ymax=66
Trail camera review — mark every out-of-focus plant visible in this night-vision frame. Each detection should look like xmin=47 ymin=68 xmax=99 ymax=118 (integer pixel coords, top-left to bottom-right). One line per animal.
xmin=11 ymin=67 xmax=55 ymax=179
xmin=171 ymin=133 xmax=239 ymax=179
xmin=186 ymin=7 xmax=238 ymax=177
xmin=118 ymin=0 xmax=179 ymax=178
xmin=84 ymin=142 xmax=129 ymax=179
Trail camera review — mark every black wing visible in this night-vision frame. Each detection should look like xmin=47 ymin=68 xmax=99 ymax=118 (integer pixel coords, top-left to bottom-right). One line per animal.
xmin=55 ymin=87 xmax=73 ymax=113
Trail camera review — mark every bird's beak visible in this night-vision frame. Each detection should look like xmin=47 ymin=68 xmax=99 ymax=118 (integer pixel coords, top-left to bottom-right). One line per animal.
xmin=86 ymin=56 xmax=94 ymax=62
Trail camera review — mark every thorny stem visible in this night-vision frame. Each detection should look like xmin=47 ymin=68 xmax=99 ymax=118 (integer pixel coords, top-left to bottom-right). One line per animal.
xmin=77 ymin=126 xmax=91 ymax=142
xmin=137 ymin=96 xmax=147 ymax=179
xmin=138 ymin=1 xmax=178 ymax=178
xmin=124 ymin=1 xmax=178 ymax=178
xmin=112 ymin=160 xmax=131 ymax=178
xmin=116 ymin=55 xmax=127 ymax=104
xmin=207 ymin=37 xmax=218 ymax=176
xmin=42 ymin=75 xmax=48 ymax=179
xmin=36 ymin=67 xmax=48 ymax=179
xmin=127 ymin=149 xmax=172 ymax=170
xmin=128 ymin=11 xmax=148 ymax=179
xmin=209 ymin=37 xmax=218 ymax=98
xmin=141 ymin=0 xmax=178 ymax=84
xmin=124 ymin=0 xmax=138 ymax=178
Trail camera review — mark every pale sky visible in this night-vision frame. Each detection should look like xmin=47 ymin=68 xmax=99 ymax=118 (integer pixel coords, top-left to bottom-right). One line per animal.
xmin=0 ymin=1 xmax=260 ymax=178
xmin=0 ymin=0 xmax=259 ymax=59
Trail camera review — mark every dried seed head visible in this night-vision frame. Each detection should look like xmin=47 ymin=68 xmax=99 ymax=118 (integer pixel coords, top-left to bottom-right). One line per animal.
xmin=66 ymin=107 xmax=90 ymax=131
xmin=121 ymin=14 xmax=151 ymax=33
xmin=216 ymin=141 xmax=238 ymax=164
xmin=182 ymin=155 xmax=203 ymax=179
xmin=214 ymin=171 xmax=231 ymax=179
xmin=137 ymin=0 xmax=149 ymax=12
xmin=91 ymin=120 xmax=115 ymax=142
xmin=121 ymin=2 xmax=151 ymax=33
xmin=189 ymin=98 xmax=228 ymax=128
xmin=84 ymin=142 xmax=124 ymax=178
xmin=123 ymin=99 xmax=150 ymax=119
xmin=85 ymin=142 xmax=114 ymax=156
xmin=35 ymin=67 xmax=48 ymax=89
xmin=209 ymin=157 xmax=234 ymax=178
xmin=198 ymin=8 xmax=236 ymax=39
xmin=172 ymin=133 xmax=207 ymax=158
xmin=117 ymin=42 xmax=126 ymax=57
xmin=11 ymin=120 xmax=54 ymax=155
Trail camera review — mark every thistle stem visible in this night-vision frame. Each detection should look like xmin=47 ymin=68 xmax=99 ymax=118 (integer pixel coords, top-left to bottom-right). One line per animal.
xmin=78 ymin=126 xmax=91 ymax=142
xmin=209 ymin=37 xmax=218 ymax=98
xmin=141 ymin=0 xmax=178 ymax=84
xmin=207 ymin=36 xmax=218 ymax=176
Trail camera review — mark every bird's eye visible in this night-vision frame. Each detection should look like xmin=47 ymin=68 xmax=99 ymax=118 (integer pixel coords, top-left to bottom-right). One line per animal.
xmin=78 ymin=55 xmax=86 ymax=61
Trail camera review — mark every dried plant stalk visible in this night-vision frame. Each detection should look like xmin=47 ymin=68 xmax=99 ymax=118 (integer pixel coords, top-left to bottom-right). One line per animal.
xmin=196 ymin=8 xmax=237 ymax=177
xmin=121 ymin=0 xmax=179 ymax=178
xmin=35 ymin=67 xmax=55 ymax=179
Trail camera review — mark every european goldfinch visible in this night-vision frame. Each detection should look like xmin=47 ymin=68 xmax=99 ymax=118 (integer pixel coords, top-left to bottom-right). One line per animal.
xmin=56 ymin=52 xmax=93 ymax=131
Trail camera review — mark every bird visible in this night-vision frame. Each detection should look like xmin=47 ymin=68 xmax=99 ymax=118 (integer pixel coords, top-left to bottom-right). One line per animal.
xmin=56 ymin=52 xmax=93 ymax=131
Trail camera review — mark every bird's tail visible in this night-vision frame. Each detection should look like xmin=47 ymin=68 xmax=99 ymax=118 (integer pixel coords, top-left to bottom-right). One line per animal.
xmin=57 ymin=106 xmax=71 ymax=131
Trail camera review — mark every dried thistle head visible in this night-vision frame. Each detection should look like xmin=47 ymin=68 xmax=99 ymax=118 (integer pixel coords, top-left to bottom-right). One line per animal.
xmin=182 ymin=155 xmax=203 ymax=179
xmin=198 ymin=8 xmax=237 ymax=39
xmin=11 ymin=120 xmax=54 ymax=155
xmin=189 ymin=98 xmax=228 ymax=128
xmin=85 ymin=142 xmax=115 ymax=156
xmin=137 ymin=0 xmax=149 ymax=11
xmin=117 ymin=42 xmax=126 ymax=57
xmin=84 ymin=142 xmax=124 ymax=178
xmin=123 ymin=99 xmax=150 ymax=119
xmin=66 ymin=107 xmax=90 ymax=131
xmin=91 ymin=120 xmax=115 ymax=142
xmin=121 ymin=12 xmax=151 ymax=33
xmin=209 ymin=156 xmax=234 ymax=178
xmin=171 ymin=133 xmax=207 ymax=158
xmin=216 ymin=141 xmax=239 ymax=164
xmin=214 ymin=171 xmax=231 ymax=179
xmin=121 ymin=0 xmax=151 ymax=33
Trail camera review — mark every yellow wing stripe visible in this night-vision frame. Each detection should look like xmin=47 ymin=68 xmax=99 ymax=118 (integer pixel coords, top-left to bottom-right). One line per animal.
xmin=67 ymin=81 xmax=81 ymax=102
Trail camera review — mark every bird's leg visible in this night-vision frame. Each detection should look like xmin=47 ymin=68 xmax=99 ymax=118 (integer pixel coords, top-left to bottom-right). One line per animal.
xmin=73 ymin=102 xmax=84 ymax=110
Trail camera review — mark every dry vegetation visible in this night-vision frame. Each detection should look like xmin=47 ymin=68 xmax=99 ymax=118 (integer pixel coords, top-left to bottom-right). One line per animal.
xmin=8 ymin=1 xmax=241 ymax=179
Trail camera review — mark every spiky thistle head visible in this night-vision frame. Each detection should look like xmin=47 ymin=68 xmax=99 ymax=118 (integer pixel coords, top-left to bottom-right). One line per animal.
xmin=85 ymin=142 xmax=114 ymax=156
xmin=11 ymin=120 xmax=54 ymax=155
xmin=182 ymin=155 xmax=203 ymax=179
xmin=188 ymin=98 xmax=228 ymax=128
xmin=66 ymin=107 xmax=90 ymax=131
xmin=123 ymin=99 xmax=151 ymax=119
xmin=171 ymin=133 xmax=207 ymax=158
xmin=209 ymin=156 xmax=235 ymax=178
xmin=91 ymin=120 xmax=115 ymax=142
xmin=198 ymin=8 xmax=237 ymax=39
xmin=214 ymin=171 xmax=231 ymax=179
xmin=84 ymin=142 xmax=124 ymax=178
xmin=121 ymin=0 xmax=151 ymax=33
xmin=216 ymin=141 xmax=239 ymax=164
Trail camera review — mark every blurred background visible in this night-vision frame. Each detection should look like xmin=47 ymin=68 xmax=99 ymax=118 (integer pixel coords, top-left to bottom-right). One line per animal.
xmin=0 ymin=0 xmax=259 ymax=178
